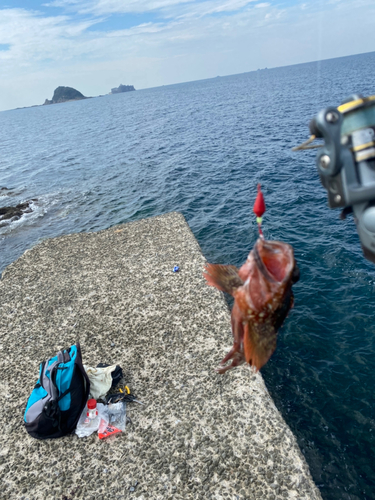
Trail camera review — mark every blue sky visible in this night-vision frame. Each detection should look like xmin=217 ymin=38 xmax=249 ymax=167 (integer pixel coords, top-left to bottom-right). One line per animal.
xmin=0 ymin=0 xmax=374 ymax=111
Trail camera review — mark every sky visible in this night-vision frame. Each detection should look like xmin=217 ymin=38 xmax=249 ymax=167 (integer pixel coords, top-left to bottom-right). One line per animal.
xmin=0 ymin=0 xmax=374 ymax=111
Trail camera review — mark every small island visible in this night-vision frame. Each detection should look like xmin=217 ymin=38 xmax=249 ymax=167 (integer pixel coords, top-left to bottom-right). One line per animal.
xmin=110 ymin=84 xmax=135 ymax=94
xmin=14 ymin=83 xmax=136 ymax=110
xmin=44 ymin=86 xmax=86 ymax=105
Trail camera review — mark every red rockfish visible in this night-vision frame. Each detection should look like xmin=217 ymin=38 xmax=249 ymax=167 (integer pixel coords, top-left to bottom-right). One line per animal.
xmin=204 ymin=238 xmax=299 ymax=372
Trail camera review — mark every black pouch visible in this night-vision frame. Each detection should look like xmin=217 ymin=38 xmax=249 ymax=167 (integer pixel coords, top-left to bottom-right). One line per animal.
xmin=96 ymin=363 xmax=123 ymax=388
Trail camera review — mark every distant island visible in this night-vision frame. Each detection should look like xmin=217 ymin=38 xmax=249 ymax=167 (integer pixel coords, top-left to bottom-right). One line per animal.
xmin=43 ymin=84 xmax=136 ymax=105
xmin=14 ymin=84 xmax=136 ymax=110
xmin=44 ymin=86 xmax=87 ymax=105
xmin=110 ymin=84 xmax=135 ymax=94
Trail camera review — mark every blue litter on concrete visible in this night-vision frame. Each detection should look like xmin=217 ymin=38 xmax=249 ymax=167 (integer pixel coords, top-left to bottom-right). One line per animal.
xmin=173 ymin=266 xmax=179 ymax=272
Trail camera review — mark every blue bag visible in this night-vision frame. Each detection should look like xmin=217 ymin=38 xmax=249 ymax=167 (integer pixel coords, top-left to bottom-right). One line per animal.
xmin=24 ymin=343 xmax=90 ymax=439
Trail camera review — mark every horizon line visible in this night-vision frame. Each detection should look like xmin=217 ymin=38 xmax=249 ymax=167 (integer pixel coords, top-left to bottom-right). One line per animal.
xmin=3 ymin=49 xmax=374 ymax=113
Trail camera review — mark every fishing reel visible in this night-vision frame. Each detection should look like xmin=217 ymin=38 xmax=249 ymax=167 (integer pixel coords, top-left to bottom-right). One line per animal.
xmin=294 ymin=94 xmax=375 ymax=263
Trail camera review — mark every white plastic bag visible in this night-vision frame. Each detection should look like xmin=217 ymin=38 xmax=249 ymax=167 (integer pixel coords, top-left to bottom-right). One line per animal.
xmin=107 ymin=402 xmax=127 ymax=432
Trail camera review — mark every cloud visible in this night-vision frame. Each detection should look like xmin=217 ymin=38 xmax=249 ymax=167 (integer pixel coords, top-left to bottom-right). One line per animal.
xmin=44 ymin=0 xmax=260 ymax=18
xmin=0 ymin=8 xmax=103 ymax=69
xmin=171 ymin=0 xmax=258 ymax=20
xmin=44 ymin=0 xmax=196 ymax=15
xmin=0 ymin=1 xmax=261 ymax=72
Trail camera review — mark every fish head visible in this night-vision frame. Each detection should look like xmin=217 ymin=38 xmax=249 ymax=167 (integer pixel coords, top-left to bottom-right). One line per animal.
xmin=253 ymin=238 xmax=299 ymax=285
xmin=237 ymin=238 xmax=297 ymax=312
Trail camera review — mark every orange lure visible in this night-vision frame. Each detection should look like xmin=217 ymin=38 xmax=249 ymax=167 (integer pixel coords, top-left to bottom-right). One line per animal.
xmin=204 ymin=185 xmax=299 ymax=372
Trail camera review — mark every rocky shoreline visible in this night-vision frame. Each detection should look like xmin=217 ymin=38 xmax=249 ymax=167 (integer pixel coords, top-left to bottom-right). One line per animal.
xmin=0 ymin=198 xmax=36 ymax=227
xmin=0 ymin=212 xmax=322 ymax=500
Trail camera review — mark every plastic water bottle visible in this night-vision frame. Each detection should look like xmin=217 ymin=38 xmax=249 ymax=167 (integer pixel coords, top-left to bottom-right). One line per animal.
xmin=86 ymin=399 xmax=98 ymax=421
xmin=75 ymin=399 xmax=100 ymax=437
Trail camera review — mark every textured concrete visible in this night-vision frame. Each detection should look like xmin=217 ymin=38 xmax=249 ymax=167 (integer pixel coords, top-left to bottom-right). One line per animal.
xmin=0 ymin=212 xmax=322 ymax=500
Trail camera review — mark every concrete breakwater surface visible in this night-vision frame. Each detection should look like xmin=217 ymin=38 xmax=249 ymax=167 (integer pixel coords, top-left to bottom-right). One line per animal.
xmin=0 ymin=212 xmax=321 ymax=500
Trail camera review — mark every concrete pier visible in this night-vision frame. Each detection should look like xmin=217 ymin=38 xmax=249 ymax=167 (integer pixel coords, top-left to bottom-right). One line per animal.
xmin=0 ymin=212 xmax=322 ymax=500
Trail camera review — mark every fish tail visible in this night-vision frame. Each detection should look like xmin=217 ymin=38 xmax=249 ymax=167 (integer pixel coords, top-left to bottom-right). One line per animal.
xmin=203 ymin=264 xmax=243 ymax=296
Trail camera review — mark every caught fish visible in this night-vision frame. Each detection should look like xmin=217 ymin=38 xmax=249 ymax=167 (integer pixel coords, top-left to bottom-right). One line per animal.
xmin=203 ymin=185 xmax=299 ymax=372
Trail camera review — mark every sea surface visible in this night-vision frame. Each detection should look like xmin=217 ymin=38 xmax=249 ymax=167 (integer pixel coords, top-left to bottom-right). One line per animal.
xmin=1 ymin=52 xmax=375 ymax=500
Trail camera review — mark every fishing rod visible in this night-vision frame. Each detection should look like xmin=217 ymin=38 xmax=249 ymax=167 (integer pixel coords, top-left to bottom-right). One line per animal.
xmin=293 ymin=94 xmax=375 ymax=264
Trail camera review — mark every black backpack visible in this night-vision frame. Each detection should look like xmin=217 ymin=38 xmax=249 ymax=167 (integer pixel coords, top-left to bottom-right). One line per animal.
xmin=24 ymin=343 xmax=90 ymax=439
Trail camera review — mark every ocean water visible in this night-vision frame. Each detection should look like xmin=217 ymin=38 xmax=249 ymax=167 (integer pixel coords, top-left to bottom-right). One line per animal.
xmin=1 ymin=52 xmax=375 ymax=500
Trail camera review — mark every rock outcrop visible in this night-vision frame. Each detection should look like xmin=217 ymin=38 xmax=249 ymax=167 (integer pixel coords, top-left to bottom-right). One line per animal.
xmin=0 ymin=200 xmax=36 ymax=226
xmin=110 ymin=84 xmax=135 ymax=94
xmin=43 ymin=86 xmax=86 ymax=105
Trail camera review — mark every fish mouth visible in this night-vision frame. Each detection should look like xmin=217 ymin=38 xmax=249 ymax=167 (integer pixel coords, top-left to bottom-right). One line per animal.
xmin=253 ymin=244 xmax=277 ymax=283
xmin=254 ymin=239 xmax=296 ymax=283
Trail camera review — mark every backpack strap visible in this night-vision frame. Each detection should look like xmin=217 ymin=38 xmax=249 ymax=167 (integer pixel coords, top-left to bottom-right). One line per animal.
xmin=56 ymin=387 xmax=72 ymax=402
xmin=61 ymin=349 xmax=71 ymax=364
xmin=41 ymin=358 xmax=60 ymax=400
xmin=75 ymin=343 xmax=90 ymax=403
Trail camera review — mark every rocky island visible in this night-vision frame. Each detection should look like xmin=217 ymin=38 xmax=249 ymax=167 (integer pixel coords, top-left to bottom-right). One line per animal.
xmin=110 ymin=84 xmax=135 ymax=94
xmin=14 ymin=84 xmax=137 ymax=110
xmin=43 ymin=86 xmax=86 ymax=105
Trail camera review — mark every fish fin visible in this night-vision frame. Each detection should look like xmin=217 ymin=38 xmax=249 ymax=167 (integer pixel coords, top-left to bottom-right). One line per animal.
xmin=203 ymin=264 xmax=244 ymax=295
xmin=216 ymin=304 xmax=246 ymax=374
xmin=216 ymin=353 xmax=246 ymax=374
xmin=243 ymin=323 xmax=276 ymax=371
xmin=243 ymin=324 xmax=258 ymax=371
